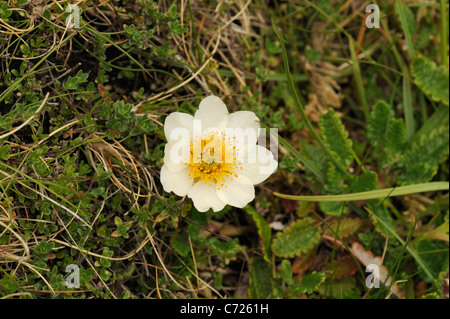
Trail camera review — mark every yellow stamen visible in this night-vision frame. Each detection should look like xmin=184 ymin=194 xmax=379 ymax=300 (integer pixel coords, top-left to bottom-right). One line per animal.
xmin=185 ymin=132 xmax=240 ymax=188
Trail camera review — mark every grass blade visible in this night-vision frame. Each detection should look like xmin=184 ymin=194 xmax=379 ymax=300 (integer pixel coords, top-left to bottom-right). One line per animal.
xmin=273 ymin=181 xmax=449 ymax=201
xmin=395 ymin=0 xmax=416 ymax=58
xmin=402 ymin=70 xmax=415 ymax=141
xmin=349 ymin=37 xmax=369 ymax=122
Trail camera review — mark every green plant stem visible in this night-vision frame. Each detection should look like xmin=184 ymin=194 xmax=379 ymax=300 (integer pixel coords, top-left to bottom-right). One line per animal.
xmin=273 ymin=181 xmax=449 ymax=201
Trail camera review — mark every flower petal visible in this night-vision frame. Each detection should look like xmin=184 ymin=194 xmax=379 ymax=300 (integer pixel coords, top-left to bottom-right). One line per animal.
xmin=163 ymin=141 xmax=190 ymax=172
xmin=225 ymin=111 xmax=260 ymax=145
xmin=164 ymin=112 xmax=193 ymax=142
xmin=194 ymin=95 xmax=229 ymax=135
xmin=216 ymin=175 xmax=255 ymax=208
xmin=188 ymin=181 xmax=226 ymax=212
xmin=239 ymin=144 xmax=278 ymax=185
xmin=160 ymin=165 xmax=193 ymax=196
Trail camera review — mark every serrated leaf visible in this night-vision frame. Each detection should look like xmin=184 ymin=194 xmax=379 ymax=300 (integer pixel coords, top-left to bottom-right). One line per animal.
xmin=411 ymin=55 xmax=449 ymax=106
xmin=385 ymin=118 xmax=407 ymax=154
xmin=319 ymin=109 xmax=354 ymax=167
xmin=398 ymin=124 xmax=449 ymax=185
xmin=207 ymin=237 xmax=240 ymax=262
xmin=244 ymin=206 xmax=272 ymax=263
xmin=323 ymin=159 xmax=347 ymax=194
xmin=63 ymin=70 xmax=89 ymax=90
xmin=318 ymin=277 xmax=358 ymax=298
xmin=320 ymin=161 xmax=351 ymax=216
xmin=298 ymin=271 xmax=326 ymax=294
xmin=320 ymin=161 xmax=349 ymax=216
xmin=325 ymin=217 xmax=362 ymax=239
xmin=368 ymin=204 xmax=396 ymax=238
xmin=366 ymin=100 xmax=407 ymax=162
xmin=415 ymin=239 xmax=449 ymax=283
xmin=171 ymin=238 xmax=191 ymax=257
xmin=272 ymin=217 xmax=321 ymax=258
xmin=351 ymin=171 xmax=378 ymax=193
xmin=319 ymin=201 xmax=348 ymax=217
xmin=367 ymin=100 xmax=394 ymax=147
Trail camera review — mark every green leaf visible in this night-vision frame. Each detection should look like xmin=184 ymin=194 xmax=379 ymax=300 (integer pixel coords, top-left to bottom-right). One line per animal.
xmin=402 ymin=70 xmax=415 ymax=140
xmin=395 ymin=0 xmax=416 ymax=57
xmin=298 ymin=271 xmax=326 ymax=294
xmin=0 ymin=144 xmax=10 ymax=160
xmin=323 ymin=160 xmax=347 ymax=194
xmin=351 ymin=171 xmax=378 ymax=193
xmin=366 ymin=100 xmax=407 ymax=158
xmin=411 ymin=55 xmax=449 ymax=106
xmin=317 ymin=108 xmax=355 ymax=216
xmin=102 ymin=247 xmax=113 ymax=258
xmin=33 ymin=239 xmax=55 ymax=256
xmin=385 ymin=118 xmax=407 ymax=154
xmin=320 ymin=163 xmax=349 ymax=216
xmin=398 ymin=124 xmax=449 ymax=185
xmin=63 ymin=70 xmax=89 ymax=90
xmin=318 ymin=277 xmax=358 ymax=298
xmin=369 ymin=204 xmax=396 ymax=238
xmin=415 ymin=239 xmax=449 ymax=283
xmin=244 ymin=205 xmax=272 ymax=263
xmin=114 ymin=216 xmax=123 ymax=226
xmin=366 ymin=100 xmax=394 ymax=148
xmin=100 ymin=247 xmax=113 ymax=268
xmin=319 ymin=201 xmax=348 ymax=217
xmin=319 ymin=109 xmax=354 ymax=167
xmin=272 ymin=217 xmax=321 ymax=258
xmin=207 ymin=237 xmax=240 ymax=262
xmin=171 ymin=238 xmax=191 ymax=257
xmin=0 ymin=2 xmax=12 ymax=19
xmin=281 ymin=259 xmax=294 ymax=285
xmin=90 ymin=187 xmax=106 ymax=198
xmin=248 ymin=257 xmax=275 ymax=299
xmin=410 ymin=104 xmax=449 ymax=146
xmin=0 ymin=276 xmax=18 ymax=294
xmin=325 ymin=217 xmax=362 ymax=240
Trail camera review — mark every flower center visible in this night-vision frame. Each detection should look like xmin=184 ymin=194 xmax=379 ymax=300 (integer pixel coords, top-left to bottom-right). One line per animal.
xmin=186 ymin=132 xmax=241 ymax=187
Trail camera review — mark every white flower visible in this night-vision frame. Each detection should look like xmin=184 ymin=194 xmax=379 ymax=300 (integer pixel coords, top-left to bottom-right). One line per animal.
xmin=160 ymin=95 xmax=278 ymax=212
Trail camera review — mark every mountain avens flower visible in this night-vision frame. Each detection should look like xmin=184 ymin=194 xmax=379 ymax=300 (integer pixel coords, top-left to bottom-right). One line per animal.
xmin=160 ymin=95 xmax=278 ymax=212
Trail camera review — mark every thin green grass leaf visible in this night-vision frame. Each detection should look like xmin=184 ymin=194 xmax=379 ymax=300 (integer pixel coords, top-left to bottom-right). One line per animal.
xmin=273 ymin=181 xmax=449 ymax=202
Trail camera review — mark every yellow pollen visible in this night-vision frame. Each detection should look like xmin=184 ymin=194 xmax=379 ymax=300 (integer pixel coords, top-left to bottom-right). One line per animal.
xmin=186 ymin=133 xmax=240 ymax=186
